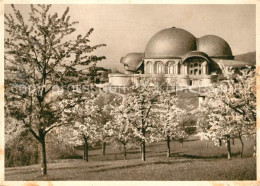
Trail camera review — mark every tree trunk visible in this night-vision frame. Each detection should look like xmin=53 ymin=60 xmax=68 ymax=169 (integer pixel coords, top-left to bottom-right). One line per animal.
xmin=102 ymin=142 xmax=106 ymax=155
xmin=181 ymin=142 xmax=184 ymax=148
xmin=83 ymin=144 xmax=86 ymax=160
xmin=206 ymin=141 xmax=208 ymax=148
xmin=141 ymin=128 xmax=146 ymax=161
xmin=142 ymin=139 xmax=146 ymax=161
xmin=123 ymin=144 xmax=127 ymax=160
xmin=226 ymin=136 xmax=231 ymax=159
xmin=167 ymin=135 xmax=171 ymax=157
xmin=232 ymin=138 xmax=235 ymax=146
xmin=40 ymin=137 xmax=47 ymax=175
xmin=238 ymin=134 xmax=244 ymax=158
xmin=253 ymin=143 xmax=256 ymax=158
xmin=83 ymin=137 xmax=89 ymax=162
xmin=219 ymin=139 xmax=222 ymax=146
xmin=35 ymin=144 xmax=40 ymax=164
xmin=140 ymin=143 xmax=142 ymax=156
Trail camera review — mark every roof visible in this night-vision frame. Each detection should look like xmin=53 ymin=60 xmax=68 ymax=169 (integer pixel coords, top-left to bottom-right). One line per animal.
xmin=213 ymin=59 xmax=254 ymax=67
xmin=182 ymin=51 xmax=210 ymax=62
xmin=197 ymin=35 xmax=233 ymax=57
xmin=120 ymin=53 xmax=144 ymax=71
xmin=144 ymin=27 xmax=197 ymax=59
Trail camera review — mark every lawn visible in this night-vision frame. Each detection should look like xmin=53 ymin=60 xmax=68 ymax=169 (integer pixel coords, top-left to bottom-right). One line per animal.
xmin=5 ymin=136 xmax=256 ymax=181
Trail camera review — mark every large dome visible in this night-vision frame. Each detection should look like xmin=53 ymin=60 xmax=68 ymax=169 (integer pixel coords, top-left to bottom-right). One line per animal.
xmin=197 ymin=35 xmax=233 ymax=57
xmin=144 ymin=27 xmax=197 ymax=59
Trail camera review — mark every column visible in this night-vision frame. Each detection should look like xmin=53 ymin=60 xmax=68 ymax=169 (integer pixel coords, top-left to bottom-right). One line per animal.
xmin=184 ymin=65 xmax=188 ymax=75
xmin=204 ymin=64 xmax=207 ymax=75
xmin=202 ymin=62 xmax=207 ymax=75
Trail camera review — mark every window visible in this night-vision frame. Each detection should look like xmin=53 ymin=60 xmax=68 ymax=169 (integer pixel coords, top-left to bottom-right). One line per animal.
xmin=155 ymin=61 xmax=164 ymax=74
xmin=189 ymin=60 xmax=205 ymax=76
xmin=146 ymin=61 xmax=153 ymax=74
xmin=166 ymin=62 xmax=174 ymax=74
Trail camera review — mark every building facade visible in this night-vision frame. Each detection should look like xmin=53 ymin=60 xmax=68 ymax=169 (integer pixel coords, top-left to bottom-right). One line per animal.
xmin=109 ymin=27 xmax=251 ymax=87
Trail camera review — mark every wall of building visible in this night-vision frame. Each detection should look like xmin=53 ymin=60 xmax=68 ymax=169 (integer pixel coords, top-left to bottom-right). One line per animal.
xmin=144 ymin=59 xmax=182 ymax=75
xmin=108 ymin=74 xmax=133 ymax=86
xmin=109 ymin=56 xmax=220 ymax=87
xmin=143 ymin=57 xmax=211 ymax=76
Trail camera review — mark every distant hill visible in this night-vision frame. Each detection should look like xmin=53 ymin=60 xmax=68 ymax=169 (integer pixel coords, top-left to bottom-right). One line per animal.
xmin=234 ymin=51 xmax=256 ymax=65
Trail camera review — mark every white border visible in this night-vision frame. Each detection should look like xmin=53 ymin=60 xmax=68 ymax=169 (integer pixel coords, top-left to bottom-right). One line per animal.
xmin=1 ymin=1 xmax=259 ymax=186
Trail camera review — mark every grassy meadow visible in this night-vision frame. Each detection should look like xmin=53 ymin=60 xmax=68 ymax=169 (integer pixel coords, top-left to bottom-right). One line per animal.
xmin=5 ymin=136 xmax=256 ymax=181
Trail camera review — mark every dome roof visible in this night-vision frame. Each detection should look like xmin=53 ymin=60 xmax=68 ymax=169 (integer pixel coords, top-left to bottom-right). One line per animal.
xmin=144 ymin=27 xmax=197 ymax=59
xmin=197 ymin=35 xmax=233 ymax=57
xmin=120 ymin=53 xmax=144 ymax=71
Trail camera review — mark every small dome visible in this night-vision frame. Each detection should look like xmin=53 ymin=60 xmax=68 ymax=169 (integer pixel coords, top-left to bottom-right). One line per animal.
xmin=145 ymin=27 xmax=197 ymax=59
xmin=197 ymin=35 xmax=233 ymax=57
xmin=120 ymin=53 xmax=144 ymax=71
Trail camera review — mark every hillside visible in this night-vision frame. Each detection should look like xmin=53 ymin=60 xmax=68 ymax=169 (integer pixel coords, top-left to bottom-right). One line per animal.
xmin=234 ymin=51 xmax=256 ymax=65
xmin=5 ymin=137 xmax=256 ymax=180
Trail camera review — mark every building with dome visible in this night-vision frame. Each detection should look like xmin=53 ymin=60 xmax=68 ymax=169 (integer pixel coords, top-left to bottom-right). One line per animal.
xmin=109 ymin=27 xmax=251 ymax=87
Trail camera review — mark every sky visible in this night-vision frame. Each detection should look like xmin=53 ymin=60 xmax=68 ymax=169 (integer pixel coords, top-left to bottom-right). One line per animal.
xmin=5 ymin=4 xmax=256 ymax=72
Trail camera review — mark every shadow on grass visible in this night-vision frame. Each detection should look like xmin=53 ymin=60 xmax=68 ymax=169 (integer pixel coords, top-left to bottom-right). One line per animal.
xmin=13 ymin=159 xmax=194 ymax=180
xmin=91 ymin=159 xmax=194 ymax=173
xmin=6 ymin=163 xmax=106 ymax=176
xmin=48 ymin=164 xmax=107 ymax=171
xmin=5 ymin=169 xmax=41 ymax=176
xmin=88 ymin=149 xmax=155 ymax=157
xmin=173 ymin=151 xmax=242 ymax=159
xmin=60 ymin=155 xmax=83 ymax=159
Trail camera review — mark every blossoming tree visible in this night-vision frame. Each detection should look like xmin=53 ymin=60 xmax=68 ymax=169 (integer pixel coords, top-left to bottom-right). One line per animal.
xmin=156 ymin=91 xmax=185 ymax=157
xmin=111 ymin=104 xmax=135 ymax=160
xmin=57 ymin=94 xmax=100 ymax=162
xmin=117 ymin=79 xmax=160 ymax=161
xmin=197 ymin=65 xmax=256 ymax=159
xmin=4 ymin=4 xmax=106 ymax=174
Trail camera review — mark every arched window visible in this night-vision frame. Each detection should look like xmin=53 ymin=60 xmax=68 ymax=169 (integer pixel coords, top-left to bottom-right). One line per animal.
xmin=188 ymin=59 xmax=207 ymax=75
xmin=146 ymin=61 xmax=153 ymax=74
xmin=166 ymin=61 xmax=174 ymax=74
xmin=155 ymin=61 xmax=164 ymax=74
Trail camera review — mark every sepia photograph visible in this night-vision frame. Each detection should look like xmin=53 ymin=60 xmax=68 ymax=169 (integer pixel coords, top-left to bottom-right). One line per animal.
xmin=2 ymin=2 xmax=257 ymax=183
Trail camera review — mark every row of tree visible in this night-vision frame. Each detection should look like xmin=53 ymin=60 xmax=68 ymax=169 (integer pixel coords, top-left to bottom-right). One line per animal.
xmin=56 ymin=80 xmax=190 ymax=162
xmin=56 ymin=63 xmax=256 ymax=164
xmin=5 ymin=4 xmax=187 ymax=173
xmin=4 ymin=4 xmax=256 ymax=176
